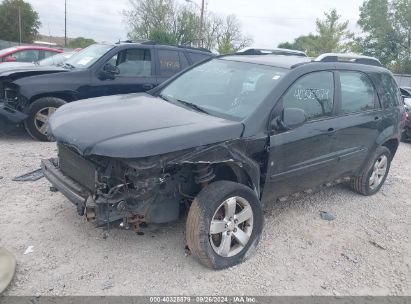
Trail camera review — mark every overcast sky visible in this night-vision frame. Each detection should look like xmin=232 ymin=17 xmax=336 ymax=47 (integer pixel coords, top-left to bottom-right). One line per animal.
xmin=27 ymin=0 xmax=365 ymax=48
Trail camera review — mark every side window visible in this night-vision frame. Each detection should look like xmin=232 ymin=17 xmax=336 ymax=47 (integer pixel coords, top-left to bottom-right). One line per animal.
xmin=158 ymin=50 xmax=182 ymax=77
xmin=380 ymin=73 xmax=401 ymax=108
xmin=188 ymin=52 xmax=210 ymax=64
xmin=10 ymin=50 xmax=40 ymax=62
xmin=340 ymin=72 xmax=376 ymax=114
xmin=44 ymin=51 xmax=58 ymax=59
xmin=109 ymin=48 xmax=152 ymax=77
xmin=283 ymin=71 xmax=334 ymax=121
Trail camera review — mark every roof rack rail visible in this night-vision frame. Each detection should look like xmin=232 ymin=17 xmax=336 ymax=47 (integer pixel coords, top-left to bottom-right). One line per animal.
xmin=314 ymin=53 xmax=382 ymax=67
xmin=236 ymin=48 xmax=308 ymax=57
xmin=115 ymin=39 xmax=135 ymax=44
xmin=140 ymin=41 xmax=212 ymax=53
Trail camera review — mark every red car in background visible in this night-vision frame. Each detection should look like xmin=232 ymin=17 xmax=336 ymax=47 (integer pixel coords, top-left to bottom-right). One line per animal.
xmin=0 ymin=46 xmax=63 ymax=63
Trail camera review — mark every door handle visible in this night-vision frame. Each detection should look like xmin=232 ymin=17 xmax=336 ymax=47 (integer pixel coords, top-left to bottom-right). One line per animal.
xmin=374 ymin=116 xmax=381 ymax=121
xmin=327 ymin=128 xmax=336 ymax=136
xmin=142 ymin=83 xmax=154 ymax=90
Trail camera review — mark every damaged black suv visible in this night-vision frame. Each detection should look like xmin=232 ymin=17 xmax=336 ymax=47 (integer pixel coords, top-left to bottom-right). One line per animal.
xmin=41 ymin=53 xmax=404 ymax=269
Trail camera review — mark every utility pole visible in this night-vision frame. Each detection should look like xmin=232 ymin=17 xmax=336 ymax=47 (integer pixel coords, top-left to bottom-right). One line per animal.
xmin=64 ymin=0 xmax=67 ymax=47
xmin=186 ymin=0 xmax=206 ymax=47
xmin=18 ymin=7 xmax=22 ymax=44
xmin=199 ymin=0 xmax=205 ymax=48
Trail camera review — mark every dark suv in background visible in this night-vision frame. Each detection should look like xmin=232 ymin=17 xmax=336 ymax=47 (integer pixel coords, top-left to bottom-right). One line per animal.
xmin=0 ymin=41 xmax=213 ymax=140
xmin=42 ymin=52 xmax=404 ymax=269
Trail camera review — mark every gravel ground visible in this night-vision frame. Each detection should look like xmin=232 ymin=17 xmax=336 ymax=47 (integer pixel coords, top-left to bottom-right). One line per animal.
xmin=0 ymin=128 xmax=410 ymax=296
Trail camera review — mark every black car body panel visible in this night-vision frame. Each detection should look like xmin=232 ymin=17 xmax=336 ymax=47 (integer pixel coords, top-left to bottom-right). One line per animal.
xmin=42 ymin=54 xmax=403 ymax=230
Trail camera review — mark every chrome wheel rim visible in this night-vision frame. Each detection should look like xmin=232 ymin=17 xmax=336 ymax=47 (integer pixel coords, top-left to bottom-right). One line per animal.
xmin=209 ymin=196 xmax=254 ymax=257
xmin=34 ymin=107 xmax=56 ymax=135
xmin=369 ymin=155 xmax=388 ymax=190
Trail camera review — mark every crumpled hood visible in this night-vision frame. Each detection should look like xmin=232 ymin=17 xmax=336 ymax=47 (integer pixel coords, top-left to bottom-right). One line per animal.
xmin=49 ymin=93 xmax=244 ymax=158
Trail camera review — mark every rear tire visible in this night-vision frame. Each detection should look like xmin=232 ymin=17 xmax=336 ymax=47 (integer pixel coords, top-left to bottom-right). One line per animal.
xmin=350 ymin=146 xmax=391 ymax=196
xmin=186 ymin=181 xmax=263 ymax=269
xmin=24 ymin=97 xmax=66 ymax=141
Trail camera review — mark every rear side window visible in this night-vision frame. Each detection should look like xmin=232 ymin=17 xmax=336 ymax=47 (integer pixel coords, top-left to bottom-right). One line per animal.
xmin=283 ymin=71 xmax=334 ymax=121
xmin=383 ymin=74 xmax=401 ymax=107
xmin=340 ymin=72 xmax=376 ymax=114
xmin=188 ymin=52 xmax=210 ymax=64
xmin=373 ymin=73 xmax=401 ymax=108
xmin=44 ymin=50 xmax=59 ymax=58
xmin=158 ymin=50 xmax=185 ymax=77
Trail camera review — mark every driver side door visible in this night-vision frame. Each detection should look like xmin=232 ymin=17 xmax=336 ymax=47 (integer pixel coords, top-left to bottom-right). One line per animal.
xmin=90 ymin=47 xmax=156 ymax=98
xmin=262 ymin=71 xmax=338 ymax=203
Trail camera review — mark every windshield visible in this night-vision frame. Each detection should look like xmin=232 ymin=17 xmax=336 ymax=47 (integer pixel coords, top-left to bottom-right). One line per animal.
xmin=63 ymin=44 xmax=114 ymax=68
xmin=0 ymin=47 xmax=17 ymax=56
xmin=38 ymin=52 xmax=73 ymax=66
xmin=160 ymin=58 xmax=287 ymax=120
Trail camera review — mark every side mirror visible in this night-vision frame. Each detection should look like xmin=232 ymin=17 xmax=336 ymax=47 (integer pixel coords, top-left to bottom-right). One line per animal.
xmin=5 ymin=56 xmax=16 ymax=62
xmin=100 ymin=63 xmax=120 ymax=80
xmin=272 ymin=108 xmax=307 ymax=131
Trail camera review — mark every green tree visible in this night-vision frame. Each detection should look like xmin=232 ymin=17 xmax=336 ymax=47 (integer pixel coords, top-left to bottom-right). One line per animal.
xmin=123 ymin=0 xmax=176 ymax=42
xmin=68 ymin=37 xmax=96 ymax=49
xmin=216 ymin=15 xmax=252 ymax=54
xmin=278 ymin=34 xmax=320 ymax=57
xmin=315 ymin=9 xmax=354 ymax=53
xmin=278 ymin=9 xmax=354 ymax=57
xmin=357 ymin=0 xmax=402 ymax=68
xmin=149 ymin=28 xmax=177 ymax=44
xmin=391 ymin=0 xmax=411 ymax=72
xmin=0 ymin=0 xmax=41 ymax=43
xmin=123 ymin=0 xmax=251 ymax=52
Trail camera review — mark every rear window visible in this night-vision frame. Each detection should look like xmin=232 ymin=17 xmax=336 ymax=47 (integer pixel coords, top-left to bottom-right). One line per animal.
xmin=188 ymin=52 xmax=211 ymax=64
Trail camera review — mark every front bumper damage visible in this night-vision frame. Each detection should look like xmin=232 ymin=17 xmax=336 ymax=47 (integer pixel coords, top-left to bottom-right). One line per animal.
xmin=0 ymin=101 xmax=28 ymax=132
xmin=41 ymin=158 xmax=90 ymax=215
xmin=41 ymin=155 xmax=182 ymax=228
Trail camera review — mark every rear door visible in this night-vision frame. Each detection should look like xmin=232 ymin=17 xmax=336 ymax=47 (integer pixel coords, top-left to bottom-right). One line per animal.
xmin=327 ymin=71 xmax=383 ymax=180
xmin=262 ymin=71 xmax=338 ymax=202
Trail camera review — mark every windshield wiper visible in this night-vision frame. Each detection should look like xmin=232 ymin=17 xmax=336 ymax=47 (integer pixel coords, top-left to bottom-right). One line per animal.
xmin=159 ymin=94 xmax=210 ymax=115
xmin=176 ymin=99 xmax=210 ymax=115
xmin=62 ymin=63 xmax=75 ymax=69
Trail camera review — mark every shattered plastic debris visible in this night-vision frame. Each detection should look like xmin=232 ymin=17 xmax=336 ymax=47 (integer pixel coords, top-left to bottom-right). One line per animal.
xmin=320 ymin=211 xmax=336 ymax=221
xmin=23 ymin=246 xmax=34 ymax=255
xmin=13 ymin=169 xmax=44 ymax=182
